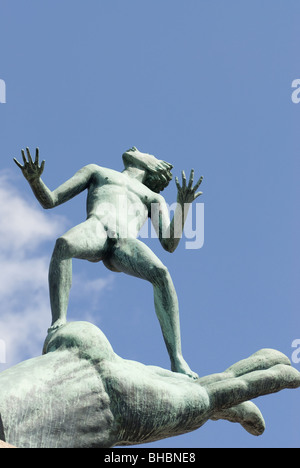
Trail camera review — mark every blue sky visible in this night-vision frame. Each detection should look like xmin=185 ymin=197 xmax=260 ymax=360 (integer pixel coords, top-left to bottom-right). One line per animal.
xmin=0 ymin=0 xmax=299 ymax=448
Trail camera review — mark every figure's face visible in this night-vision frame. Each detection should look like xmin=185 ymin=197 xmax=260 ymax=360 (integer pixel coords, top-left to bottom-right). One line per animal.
xmin=122 ymin=147 xmax=160 ymax=171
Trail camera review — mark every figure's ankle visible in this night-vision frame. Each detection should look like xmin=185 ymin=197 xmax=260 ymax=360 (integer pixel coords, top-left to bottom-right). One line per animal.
xmin=48 ymin=318 xmax=67 ymax=333
xmin=171 ymin=354 xmax=198 ymax=380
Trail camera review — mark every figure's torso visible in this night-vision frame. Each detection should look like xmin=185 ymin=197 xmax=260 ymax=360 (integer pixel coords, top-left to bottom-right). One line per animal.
xmin=86 ymin=166 xmax=157 ymax=238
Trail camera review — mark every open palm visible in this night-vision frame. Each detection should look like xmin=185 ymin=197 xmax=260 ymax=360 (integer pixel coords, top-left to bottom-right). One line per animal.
xmin=13 ymin=147 xmax=45 ymax=183
xmin=175 ymin=169 xmax=203 ymax=204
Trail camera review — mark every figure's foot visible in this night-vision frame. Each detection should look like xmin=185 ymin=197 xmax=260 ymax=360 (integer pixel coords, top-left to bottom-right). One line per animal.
xmin=47 ymin=319 xmax=67 ymax=334
xmin=172 ymin=356 xmax=199 ymax=380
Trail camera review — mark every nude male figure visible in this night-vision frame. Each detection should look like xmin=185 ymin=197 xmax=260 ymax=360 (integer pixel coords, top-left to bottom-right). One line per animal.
xmin=14 ymin=146 xmax=203 ymax=378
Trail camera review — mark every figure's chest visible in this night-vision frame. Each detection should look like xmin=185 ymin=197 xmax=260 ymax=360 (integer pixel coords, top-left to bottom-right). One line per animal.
xmin=92 ymin=168 xmax=125 ymax=187
xmin=92 ymin=168 xmax=154 ymax=206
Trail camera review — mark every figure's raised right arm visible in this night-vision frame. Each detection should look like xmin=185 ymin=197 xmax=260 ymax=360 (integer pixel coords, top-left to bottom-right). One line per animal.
xmin=13 ymin=147 xmax=95 ymax=209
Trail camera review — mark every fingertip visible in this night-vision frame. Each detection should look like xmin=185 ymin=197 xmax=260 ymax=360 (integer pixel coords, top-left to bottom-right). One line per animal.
xmin=13 ymin=158 xmax=22 ymax=169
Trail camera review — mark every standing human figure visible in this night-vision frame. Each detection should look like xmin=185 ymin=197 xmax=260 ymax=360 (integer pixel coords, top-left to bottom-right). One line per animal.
xmin=14 ymin=146 xmax=203 ymax=378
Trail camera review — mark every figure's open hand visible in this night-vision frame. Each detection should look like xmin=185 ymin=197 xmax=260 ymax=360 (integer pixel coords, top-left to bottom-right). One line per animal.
xmin=175 ymin=169 xmax=203 ymax=204
xmin=13 ymin=147 xmax=45 ymax=183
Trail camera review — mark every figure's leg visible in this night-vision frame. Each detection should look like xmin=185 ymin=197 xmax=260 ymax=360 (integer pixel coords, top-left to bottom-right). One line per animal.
xmin=106 ymin=238 xmax=198 ymax=378
xmin=48 ymin=218 xmax=107 ymax=331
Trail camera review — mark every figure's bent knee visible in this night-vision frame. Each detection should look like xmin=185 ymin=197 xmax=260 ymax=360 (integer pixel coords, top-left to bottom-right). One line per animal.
xmin=151 ymin=264 xmax=170 ymax=286
xmin=53 ymin=236 xmax=73 ymax=258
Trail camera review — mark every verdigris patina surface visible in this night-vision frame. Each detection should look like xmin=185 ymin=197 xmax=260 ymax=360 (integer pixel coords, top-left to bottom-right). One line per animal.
xmin=0 ymin=321 xmax=298 ymax=448
xmin=14 ymin=147 xmax=202 ymax=378
xmin=1 ymin=145 xmax=297 ymax=448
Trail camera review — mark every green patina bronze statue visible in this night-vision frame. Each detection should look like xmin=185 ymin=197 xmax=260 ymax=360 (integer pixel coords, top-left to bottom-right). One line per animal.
xmin=0 ymin=321 xmax=299 ymax=448
xmin=14 ymin=146 xmax=203 ymax=378
xmin=0 ymin=145 xmax=297 ymax=449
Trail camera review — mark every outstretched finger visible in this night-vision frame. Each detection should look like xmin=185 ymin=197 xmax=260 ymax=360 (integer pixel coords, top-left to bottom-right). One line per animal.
xmin=211 ymin=401 xmax=265 ymax=436
xmin=194 ymin=191 xmax=203 ymax=199
xmin=188 ymin=169 xmax=194 ymax=190
xmin=208 ymin=364 xmax=300 ymax=413
xmin=225 ymin=348 xmax=292 ymax=378
xmin=35 ymin=147 xmax=40 ymax=165
xmin=21 ymin=149 xmax=27 ymax=164
xmin=198 ymin=348 xmax=292 ymax=387
xmin=181 ymin=170 xmax=186 ymax=189
xmin=175 ymin=176 xmax=181 ymax=190
xmin=193 ymin=175 xmax=203 ymax=192
xmin=13 ymin=158 xmax=23 ymax=170
xmin=26 ymin=147 xmax=33 ymax=164
xmin=40 ymin=160 xmax=45 ymax=173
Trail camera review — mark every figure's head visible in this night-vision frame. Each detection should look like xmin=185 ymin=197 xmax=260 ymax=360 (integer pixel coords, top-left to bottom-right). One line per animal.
xmin=122 ymin=147 xmax=173 ymax=193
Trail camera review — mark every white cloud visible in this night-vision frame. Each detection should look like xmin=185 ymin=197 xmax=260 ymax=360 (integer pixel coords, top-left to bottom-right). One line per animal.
xmin=70 ymin=273 xmax=115 ymax=323
xmin=0 ymin=170 xmax=67 ymax=366
xmin=0 ymin=256 xmax=48 ymax=297
xmin=0 ymin=171 xmax=114 ymax=368
xmin=0 ymin=171 xmax=65 ymax=256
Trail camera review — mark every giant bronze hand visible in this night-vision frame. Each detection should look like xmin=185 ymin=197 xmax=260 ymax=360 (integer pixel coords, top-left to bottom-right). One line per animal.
xmin=0 ymin=322 xmax=298 ymax=448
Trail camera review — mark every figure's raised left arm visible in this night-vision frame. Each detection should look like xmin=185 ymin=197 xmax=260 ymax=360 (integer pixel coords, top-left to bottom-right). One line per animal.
xmin=151 ymin=170 xmax=203 ymax=253
xmin=175 ymin=169 xmax=203 ymax=205
xmin=14 ymin=147 xmax=96 ymax=209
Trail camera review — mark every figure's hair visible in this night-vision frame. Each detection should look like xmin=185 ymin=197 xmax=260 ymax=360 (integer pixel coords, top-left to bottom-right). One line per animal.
xmin=143 ymin=162 xmax=173 ymax=193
